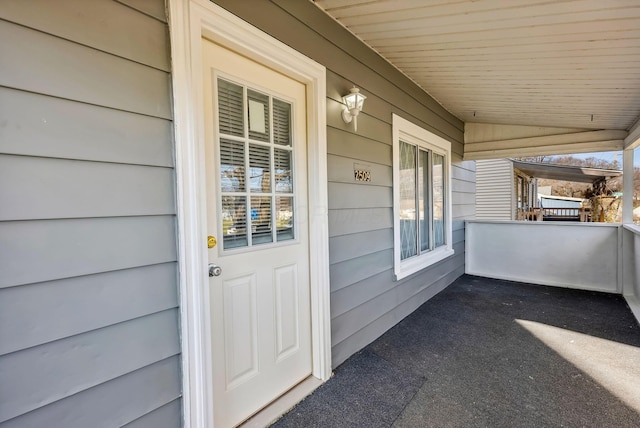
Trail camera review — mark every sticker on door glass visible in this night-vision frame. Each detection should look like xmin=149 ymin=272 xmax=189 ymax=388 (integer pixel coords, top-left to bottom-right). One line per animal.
xmin=249 ymin=100 xmax=266 ymax=134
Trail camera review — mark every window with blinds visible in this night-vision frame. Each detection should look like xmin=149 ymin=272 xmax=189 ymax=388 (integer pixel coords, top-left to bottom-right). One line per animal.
xmin=217 ymin=78 xmax=295 ymax=250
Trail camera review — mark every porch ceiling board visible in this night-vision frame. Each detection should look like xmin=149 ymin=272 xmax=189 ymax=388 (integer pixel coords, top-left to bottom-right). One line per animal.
xmin=314 ymin=0 xmax=640 ymax=152
xmin=625 ymin=116 xmax=640 ymax=149
xmin=463 ymin=123 xmax=627 ymax=160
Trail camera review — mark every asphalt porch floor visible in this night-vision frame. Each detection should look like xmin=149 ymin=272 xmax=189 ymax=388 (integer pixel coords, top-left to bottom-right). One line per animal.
xmin=272 ymin=275 xmax=640 ymax=428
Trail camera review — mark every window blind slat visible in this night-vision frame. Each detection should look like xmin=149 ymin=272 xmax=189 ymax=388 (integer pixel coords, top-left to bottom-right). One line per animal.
xmin=273 ymin=99 xmax=291 ymax=146
xmin=218 ymin=79 xmax=244 ymax=137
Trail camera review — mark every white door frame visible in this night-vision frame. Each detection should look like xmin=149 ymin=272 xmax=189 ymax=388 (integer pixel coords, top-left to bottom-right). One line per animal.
xmin=168 ymin=1 xmax=331 ymax=427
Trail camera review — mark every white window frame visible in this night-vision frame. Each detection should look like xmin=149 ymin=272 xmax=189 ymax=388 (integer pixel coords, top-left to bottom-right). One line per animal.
xmin=392 ymin=114 xmax=454 ymax=280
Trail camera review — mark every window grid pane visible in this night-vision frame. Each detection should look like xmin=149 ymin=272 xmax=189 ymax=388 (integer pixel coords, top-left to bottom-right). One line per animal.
xmin=251 ymin=196 xmax=273 ymax=245
xmin=247 ymin=90 xmax=270 ymax=142
xmin=418 ymin=148 xmax=431 ymax=253
xmin=399 ymin=141 xmax=417 ymax=260
xmin=249 ymin=144 xmax=271 ymax=193
xmin=273 ymin=99 xmax=292 ymax=146
xmin=220 ymin=139 xmax=245 ymax=192
xmin=218 ymin=80 xmax=244 ymax=137
xmin=276 ymin=197 xmax=294 ymax=242
xmin=433 ymin=153 xmax=445 ymax=247
xmin=222 ymin=196 xmax=247 ymax=249
xmin=274 ymin=149 xmax=293 ymax=193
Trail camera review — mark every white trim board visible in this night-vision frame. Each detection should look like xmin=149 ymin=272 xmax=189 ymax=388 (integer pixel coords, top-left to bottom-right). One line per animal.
xmin=463 ymin=123 xmax=626 ymax=161
xmin=625 ymin=296 xmax=640 ymax=326
xmin=167 ymin=1 xmax=331 ymax=427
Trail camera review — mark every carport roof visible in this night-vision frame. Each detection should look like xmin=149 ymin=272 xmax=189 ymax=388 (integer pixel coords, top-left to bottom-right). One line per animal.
xmin=512 ymin=159 xmax=622 ymax=183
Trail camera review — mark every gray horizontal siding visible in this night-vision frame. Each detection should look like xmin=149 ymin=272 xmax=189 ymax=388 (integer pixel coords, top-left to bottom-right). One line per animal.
xmin=452 ymin=191 xmax=476 ymax=206
xmin=116 ymin=0 xmax=168 ymax=23
xmin=327 ymin=127 xmax=392 ymax=165
xmin=331 ymin=245 xmax=465 ymax=345
xmin=453 ymin=204 xmax=477 ymax=219
xmin=211 ymin=0 xmax=473 ymax=369
xmin=330 ymin=225 xmax=465 ymax=321
xmin=452 ymin=178 xmax=477 ymax=194
xmin=0 ymin=263 xmax=178 ymax=355
xmin=1 ymin=0 xmax=170 ymax=71
xmin=330 ymin=249 xmax=394 ymax=292
xmin=452 ymin=158 xmax=477 ymax=223
xmin=0 ymin=310 xmax=180 ymax=422
xmin=329 ymin=228 xmax=394 ymax=265
xmin=328 ymin=208 xmax=393 ymax=237
xmin=0 ymin=216 xmax=177 ymax=288
xmin=0 ymin=356 xmax=181 ymax=428
xmin=331 ymin=265 xmax=466 ymax=366
xmin=328 ymin=182 xmax=392 ymax=209
xmin=451 ymin=162 xmax=477 ymax=182
xmin=0 ymin=155 xmax=175 ymax=220
xmin=0 ymin=87 xmax=173 ymax=167
xmin=123 ymin=399 xmax=183 ymax=428
xmin=0 ymin=19 xmax=171 ymax=119
xmin=0 ymin=0 xmax=181 ymax=425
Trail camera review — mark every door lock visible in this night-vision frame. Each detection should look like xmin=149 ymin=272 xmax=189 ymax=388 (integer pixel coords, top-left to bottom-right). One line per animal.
xmin=208 ymin=263 xmax=222 ymax=277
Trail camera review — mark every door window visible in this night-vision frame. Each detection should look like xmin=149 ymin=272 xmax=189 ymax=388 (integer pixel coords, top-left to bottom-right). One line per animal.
xmin=217 ymin=78 xmax=295 ymax=250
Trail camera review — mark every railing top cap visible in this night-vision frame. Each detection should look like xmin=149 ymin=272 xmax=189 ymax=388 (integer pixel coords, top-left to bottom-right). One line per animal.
xmin=466 ymin=220 xmax=622 ymax=228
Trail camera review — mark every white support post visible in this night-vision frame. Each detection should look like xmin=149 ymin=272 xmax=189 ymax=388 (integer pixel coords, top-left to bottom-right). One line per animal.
xmin=623 ymin=148 xmax=634 ymax=224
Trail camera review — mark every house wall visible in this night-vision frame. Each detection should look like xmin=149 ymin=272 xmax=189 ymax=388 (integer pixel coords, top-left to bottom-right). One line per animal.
xmin=476 ymin=159 xmax=514 ymax=220
xmin=211 ymin=0 xmax=475 ymax=367
xmin=0 ymin=1 xmax=182 ymax=427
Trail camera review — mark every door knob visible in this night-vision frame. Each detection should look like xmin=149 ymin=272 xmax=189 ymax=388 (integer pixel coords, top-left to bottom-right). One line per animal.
xmin=209 ymin=263 xmax=222 ymax=277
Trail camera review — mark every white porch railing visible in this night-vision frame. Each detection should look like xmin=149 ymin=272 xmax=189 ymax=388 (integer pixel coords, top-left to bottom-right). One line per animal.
xmin=466 ymin=220 xmax=620 ymax=292
xmin=466 ymin=220 xmax=640 ymax=322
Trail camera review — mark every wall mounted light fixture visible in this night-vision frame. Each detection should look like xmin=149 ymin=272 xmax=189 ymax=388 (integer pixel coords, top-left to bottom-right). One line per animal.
xmin=342 ymin=86 xmax=366 ymax=132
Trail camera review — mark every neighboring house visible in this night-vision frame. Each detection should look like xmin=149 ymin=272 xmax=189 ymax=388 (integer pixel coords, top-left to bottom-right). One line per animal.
xmin=1 ymin=2 xmax=639 ymax=428
xmin=476 ymin=159 xmax=538 ymax=220
xmin=476 ymin=159 xmax=621 ymax=221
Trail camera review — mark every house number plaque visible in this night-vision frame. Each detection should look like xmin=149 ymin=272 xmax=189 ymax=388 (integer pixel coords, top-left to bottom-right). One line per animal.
xmin=354 ymin=163 xmax=372 ymax=182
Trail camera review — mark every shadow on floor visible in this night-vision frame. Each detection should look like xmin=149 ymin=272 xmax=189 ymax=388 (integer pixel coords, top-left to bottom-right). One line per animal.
xmin=273 ymin=275 xmax=640 ymax=428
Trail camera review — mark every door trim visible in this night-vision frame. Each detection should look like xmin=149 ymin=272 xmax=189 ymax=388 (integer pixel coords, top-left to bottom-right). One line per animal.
xmin=168 ymin=1 xmax=331 ymax=427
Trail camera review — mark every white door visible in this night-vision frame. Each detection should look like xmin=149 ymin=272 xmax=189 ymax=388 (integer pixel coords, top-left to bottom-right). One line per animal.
xmin=202 ymin=39 xmax=312 ymax=427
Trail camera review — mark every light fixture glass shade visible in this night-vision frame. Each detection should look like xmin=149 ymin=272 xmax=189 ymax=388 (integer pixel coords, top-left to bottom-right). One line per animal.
xmin=342 ymin=87 xmax=366 ymax=113
xmin=342 ymin=87 xmax=366 ymax=131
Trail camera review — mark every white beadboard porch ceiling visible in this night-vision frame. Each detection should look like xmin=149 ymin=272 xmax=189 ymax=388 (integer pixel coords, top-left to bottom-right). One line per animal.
xmin=313 ymin=0 xmax=640 ymax=134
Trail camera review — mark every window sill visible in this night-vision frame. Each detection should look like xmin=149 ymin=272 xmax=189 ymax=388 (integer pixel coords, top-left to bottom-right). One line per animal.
xmin=394 ymin=247 xmax=454 ymax=281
